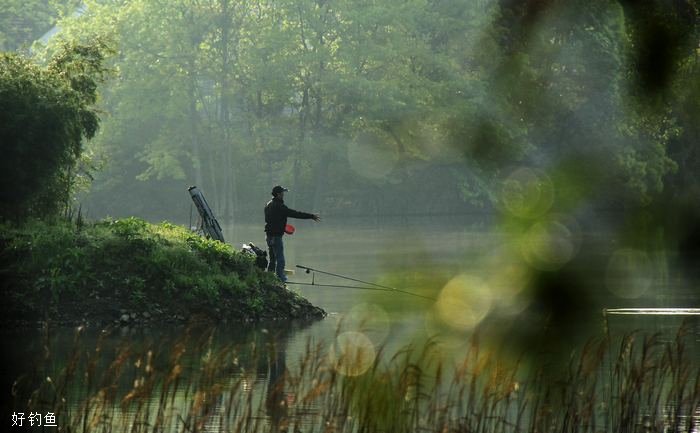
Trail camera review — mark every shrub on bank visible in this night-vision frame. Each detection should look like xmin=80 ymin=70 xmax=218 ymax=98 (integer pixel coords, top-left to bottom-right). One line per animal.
xmin=0 ymin=217 xmax=324 ymax=325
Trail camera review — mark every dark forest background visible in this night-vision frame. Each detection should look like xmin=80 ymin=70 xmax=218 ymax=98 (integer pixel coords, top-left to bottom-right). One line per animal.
xmin=2 ymin=0 xmax=698 ymax=224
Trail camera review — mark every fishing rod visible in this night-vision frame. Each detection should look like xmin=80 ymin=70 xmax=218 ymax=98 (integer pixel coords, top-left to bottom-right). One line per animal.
xmin=290 ymin=264 xmax=436 ymax=301
xmin=285 ymin=281 xmax=397 ymax=293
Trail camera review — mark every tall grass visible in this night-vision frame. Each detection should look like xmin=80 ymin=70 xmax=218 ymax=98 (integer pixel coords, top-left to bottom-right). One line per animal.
xmin=11 ymin=322 xmax=700 ymax=433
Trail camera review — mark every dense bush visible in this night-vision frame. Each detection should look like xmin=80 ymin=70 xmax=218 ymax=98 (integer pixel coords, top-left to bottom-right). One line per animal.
xmin=0 ymin=218 xmax=322 ymax=324
xmin=0 ymin=44 xmax=106 ymax=221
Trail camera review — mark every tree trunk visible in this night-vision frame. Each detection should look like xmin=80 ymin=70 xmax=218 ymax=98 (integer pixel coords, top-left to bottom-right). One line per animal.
xmin=188 ymin=76 xmax=204 ymax=190
xmin=218 ymin=0 xmax=239 ymax=221
xmin=292 ymin=86 xmax=309 ymax=209
xmin=310 ymin=151 xmax=329 ymax=212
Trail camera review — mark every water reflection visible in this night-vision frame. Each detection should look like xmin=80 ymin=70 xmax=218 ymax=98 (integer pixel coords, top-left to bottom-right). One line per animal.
xmin=4 ymin=316 xmax=699 ymax=433
xmin=264 ymin=328 xmax=289 ymax=432
xmin=3 ymin=217 xmax=699 ymax=431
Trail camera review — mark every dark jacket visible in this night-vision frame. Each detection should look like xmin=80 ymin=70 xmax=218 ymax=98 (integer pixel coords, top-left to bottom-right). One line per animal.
xmin=264 ymin=197 xmax=314 ymax=236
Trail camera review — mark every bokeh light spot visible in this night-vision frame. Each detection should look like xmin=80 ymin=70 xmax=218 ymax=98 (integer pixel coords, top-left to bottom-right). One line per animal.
xmin=486 ymin=261 xmax=532 ymax=314
xmin=436 ymin=274 xmax=492 ymax=331
xmin=605 ymin=248 xmax=652 ymax=299
xmin=520 ymin=220 xmax=578 ymax=270
xmin=343 ymin=303 xmax=391 ymax=345
xmin=328 ymin=332 xmax=377 ymax=377
xmin=500 ymin=168 xmax=554 ymax=218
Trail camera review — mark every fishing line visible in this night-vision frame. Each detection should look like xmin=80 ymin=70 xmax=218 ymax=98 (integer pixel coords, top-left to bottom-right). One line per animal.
xmin=285 ymin=281 xmax=395 ymax=293
xmin=290 ymin=265 xmax=436 ymax=301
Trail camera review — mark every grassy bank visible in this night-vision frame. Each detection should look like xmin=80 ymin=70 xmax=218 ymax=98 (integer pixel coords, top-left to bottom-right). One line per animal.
xmin=0 ymin=217 xmax=325 ymax=326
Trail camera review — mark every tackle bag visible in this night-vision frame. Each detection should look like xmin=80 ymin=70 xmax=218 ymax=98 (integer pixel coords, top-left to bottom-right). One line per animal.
xmin=241 ymin=242 xmax=268 ymax=270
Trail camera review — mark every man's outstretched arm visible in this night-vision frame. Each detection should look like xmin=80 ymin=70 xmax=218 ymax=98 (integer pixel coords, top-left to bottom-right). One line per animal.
xmin=283 ymin=205 xmax=321 ymax=221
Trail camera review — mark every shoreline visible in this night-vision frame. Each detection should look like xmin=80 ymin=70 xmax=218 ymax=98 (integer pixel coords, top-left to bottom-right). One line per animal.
xmin=0 ymin=217 xmax=326 ymax=328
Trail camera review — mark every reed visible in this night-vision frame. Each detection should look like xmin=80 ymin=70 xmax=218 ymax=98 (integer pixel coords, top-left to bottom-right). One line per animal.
xmin=11 ymin=322 xmax=700 ymax=433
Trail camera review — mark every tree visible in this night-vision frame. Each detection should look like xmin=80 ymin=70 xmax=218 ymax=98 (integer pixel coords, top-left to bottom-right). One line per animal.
xmin=0 ymin=0 xmax=82 ymax=52
xmin=40 ymin=0 xmax=699 ymax=221
xmin=0 ymin=43 xmax=107 ymax=220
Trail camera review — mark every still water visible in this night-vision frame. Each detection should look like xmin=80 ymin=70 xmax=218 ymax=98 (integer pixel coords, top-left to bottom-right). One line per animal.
xmin=3 ymin=216 xmax=699 ymax=431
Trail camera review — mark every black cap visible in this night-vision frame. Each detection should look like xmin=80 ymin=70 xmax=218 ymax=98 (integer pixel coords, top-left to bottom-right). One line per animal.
xmin=271 ymin=185 xmax=289 ymax=195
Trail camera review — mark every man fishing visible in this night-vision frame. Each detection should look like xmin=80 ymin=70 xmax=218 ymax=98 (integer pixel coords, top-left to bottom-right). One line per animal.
xmin=265 ymin=185 xmax=320 ymax=283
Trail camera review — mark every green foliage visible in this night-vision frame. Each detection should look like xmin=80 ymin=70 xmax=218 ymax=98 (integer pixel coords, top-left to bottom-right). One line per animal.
xmin=0 ymin=0 xmax=82 ymax=52
xmin=35 ymin=0 xmax=697 ymax=221
xmin=0 ymin=42 xmax=107 ymax=221
xmin=40 ymin=0 xmax=504 ymax=219
xmin=247 ymin=295 xmax=264 ymax=315
xmin=0 ymin=218 xmax=284 ymax=318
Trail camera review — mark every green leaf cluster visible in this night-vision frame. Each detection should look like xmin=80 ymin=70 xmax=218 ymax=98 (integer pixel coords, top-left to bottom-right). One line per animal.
xmin=0 ymin=42 xmax=107 ymax=220
xmin=0 ymin=218 xmax=277 ymax=317
xmin=22 ymin=0 xmax=700 ymax=218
